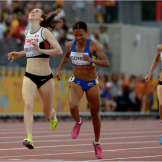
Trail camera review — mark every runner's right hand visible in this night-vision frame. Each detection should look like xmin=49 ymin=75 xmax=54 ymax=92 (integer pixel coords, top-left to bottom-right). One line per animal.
xmin=8 ymin=52 xmax=21 ymax=62
xmin=144 ymin=74 xmax=152 ymax=82
xmin=56 ymin=70 xmax=62 ymax=81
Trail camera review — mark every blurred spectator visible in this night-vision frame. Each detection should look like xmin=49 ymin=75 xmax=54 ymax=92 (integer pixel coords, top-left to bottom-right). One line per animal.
xmin=143 ymin=76 xmax=157 ymax=112
xmin=66 ymin=17 xmax=79 ymax=42
xmin=35 ymin=2 xmax=42 ymax=9
xmin=135 ymin=75 xmax=145 ymax=111
xmin=125 ymin=75 xmax=137 ymax=111
xmin=118 ymin=73 xmax=127 ymax=92
xmin=89 ymin=29 xmax=101 ymax=47
xmin=51 ymin=5 xmax=66 ymax=43
xmin=11 ymin=18 xmax=26 ymax=50
xmin=95 ymin=11 xmax=104 ymax=23
xmin=12 ymin=1 xmax=24 ymax=15
xmin=110 ymin=72 xmax=123 ymax=111
xmin=0 ymin=16 xmax=6 ymax=42
xmin=104 ymin=74 xmax=109 ymax=84
xmin=43 ymin=3 xmax=52 ymax=14
xmin=98 ymin=26 xmax=110 ymax=52
xmin=101 ymin=82 xmax=117 ymax=112
xmin=52 ymin=4 xmax=65 ymax=20
xmin=69 ymin=17 xmax=80 ymax=34
xmin=94 ymin=0 xmax=104 ymax=10
xmin=110 ymin=73 xmax=122 ymax=99
xmin=57 ymin=18 xmax=69 ymax=46
xmin=104 ymin=0 xmax=117 ymax=23
xmin=25 ymin=1 xmax=35 ymax=11
xmin=74 ymin=1 xmax=86 ymax=21
xmin=94 ymin=0 xmax=104 ymax=23
xmin=54 ymin=0 xmax=65 ymax=8
xmin=24 ymin=7 xmax=30 ymax=30
xmin=7 ymin=13 xmax=19 ymax=37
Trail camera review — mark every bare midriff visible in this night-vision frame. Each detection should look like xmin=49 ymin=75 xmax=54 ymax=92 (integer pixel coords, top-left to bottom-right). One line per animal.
xmin=26 ymin=58 xmax=51 ymax=76
xmin=73 ymin=66 xmax=97 ymax=81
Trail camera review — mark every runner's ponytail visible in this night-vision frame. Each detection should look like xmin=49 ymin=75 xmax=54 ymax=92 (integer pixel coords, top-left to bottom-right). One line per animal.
xmin=40 ymin=8 xmax=62 ymax=31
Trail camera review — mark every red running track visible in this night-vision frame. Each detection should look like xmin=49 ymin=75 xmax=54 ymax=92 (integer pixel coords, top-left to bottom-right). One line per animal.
xmin=0 ymin=118 xmax=162 ymax=161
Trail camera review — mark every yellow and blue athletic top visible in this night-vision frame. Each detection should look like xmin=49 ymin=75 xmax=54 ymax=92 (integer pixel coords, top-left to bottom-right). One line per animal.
xmin=70 ymin=39 xmax=97 ymax=66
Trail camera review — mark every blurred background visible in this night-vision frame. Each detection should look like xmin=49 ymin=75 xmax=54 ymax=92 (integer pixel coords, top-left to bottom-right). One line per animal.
xmin=0 ymin=0 xmax=161 ymax=119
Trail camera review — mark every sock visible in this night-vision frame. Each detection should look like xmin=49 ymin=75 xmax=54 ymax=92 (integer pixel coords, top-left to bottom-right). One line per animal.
xmin=94 ymin=141 xmax=100 ymax=145
xmin=77 ymin=117 xmax=82 ymax=125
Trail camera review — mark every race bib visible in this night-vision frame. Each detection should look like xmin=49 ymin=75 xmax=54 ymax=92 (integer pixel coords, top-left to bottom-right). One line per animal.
xmin=70 ymin=52 xmax=90 ymax=65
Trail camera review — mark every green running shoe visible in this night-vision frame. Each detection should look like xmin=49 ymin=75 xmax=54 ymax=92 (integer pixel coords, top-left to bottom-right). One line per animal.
xmin=23 ymin=134 xmax=34 ymax=149
xmin=50 ymin=112 xmax=58 ymax=131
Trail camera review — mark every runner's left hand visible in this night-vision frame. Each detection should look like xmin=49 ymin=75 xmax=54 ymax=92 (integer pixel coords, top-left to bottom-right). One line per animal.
xmin=83 ymin=54 xmax=92 ymax=62
xmin=56 ymin=70 xmax=62 ymax=81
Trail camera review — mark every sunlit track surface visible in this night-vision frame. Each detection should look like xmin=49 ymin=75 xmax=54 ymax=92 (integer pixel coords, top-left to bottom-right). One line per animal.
xmin=0 ymin=119 xmax=162 ymax=161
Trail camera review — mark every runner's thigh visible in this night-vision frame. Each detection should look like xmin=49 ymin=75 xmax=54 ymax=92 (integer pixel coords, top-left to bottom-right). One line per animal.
xmin=22 ymin=76 xmax=37 ymax=103
xmin=69 ymin=82 xmax=84 ymax=107
xmin=38 ymin=78 xmax=54 ymax=112
xmin=86 ymin=85 xmax=100 ymax=113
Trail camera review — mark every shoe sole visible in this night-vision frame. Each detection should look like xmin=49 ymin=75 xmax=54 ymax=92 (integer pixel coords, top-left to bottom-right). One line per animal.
xmin=23 ymin=140 xmax=34 ymax=149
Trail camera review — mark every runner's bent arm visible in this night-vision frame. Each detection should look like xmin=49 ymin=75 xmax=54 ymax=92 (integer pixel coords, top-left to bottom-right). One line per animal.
xmin=147 ymin=45 xmax=161 ymax=76
xmin=17 ymin=50 xmax=26 ymax=56
xmin=84 ymin=40 xmax=110 ymax=68
xmin=33 ymin=28 xmax=63 ymax=57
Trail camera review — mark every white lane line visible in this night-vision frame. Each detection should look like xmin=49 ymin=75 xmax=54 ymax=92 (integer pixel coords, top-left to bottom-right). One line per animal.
xmin=86 ymin=154 xmax=162 ymax=161
xmin=0 ymin=127 xmax=160 ymax=135
xmin=0 ymin=121 xmax=159 ymax=131
xmin=0 ymin=145 xmax=162 ymax=159
xmin=0 ymin=140 xmax=159 ymax=151
xmin=0 ymin=135 xmax=160 ymax=144
xmin=7 ymin=159 xmax=21 ymax=161
xmin=0 ymin=129 xmax=93 ymax=135
xmin=7 ymin=160 xmax=65 ymax=162
xmin=0 ymin=130 xmax=160 ymax=140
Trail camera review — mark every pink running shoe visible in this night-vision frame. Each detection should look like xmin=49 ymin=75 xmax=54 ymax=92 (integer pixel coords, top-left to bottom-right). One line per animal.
xmin=93 ymin=141 xmax=103 ymax=159
xmin=71 ymin=118 xmax=83 ymax=139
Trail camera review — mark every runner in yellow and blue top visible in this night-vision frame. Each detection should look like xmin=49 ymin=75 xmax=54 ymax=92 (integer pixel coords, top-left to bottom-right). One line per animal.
xmin=56 ymin=21 xmax=110 ymax=159
xmin=69 ymin=38 xmax=98 ymax=91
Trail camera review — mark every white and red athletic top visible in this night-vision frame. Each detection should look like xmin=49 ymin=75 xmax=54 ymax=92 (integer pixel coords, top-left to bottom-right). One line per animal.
xmin=24 ymin=27 xmax=50 ymax=58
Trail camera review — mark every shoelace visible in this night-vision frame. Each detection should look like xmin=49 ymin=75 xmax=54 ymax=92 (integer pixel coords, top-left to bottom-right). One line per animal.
xmin=94 ymin=145 xmax=102 ymax=155
xmin=73 ymin=124 xmax=81 ymax=134
xmin=55 ymin=122 xmax=58 ymax=128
